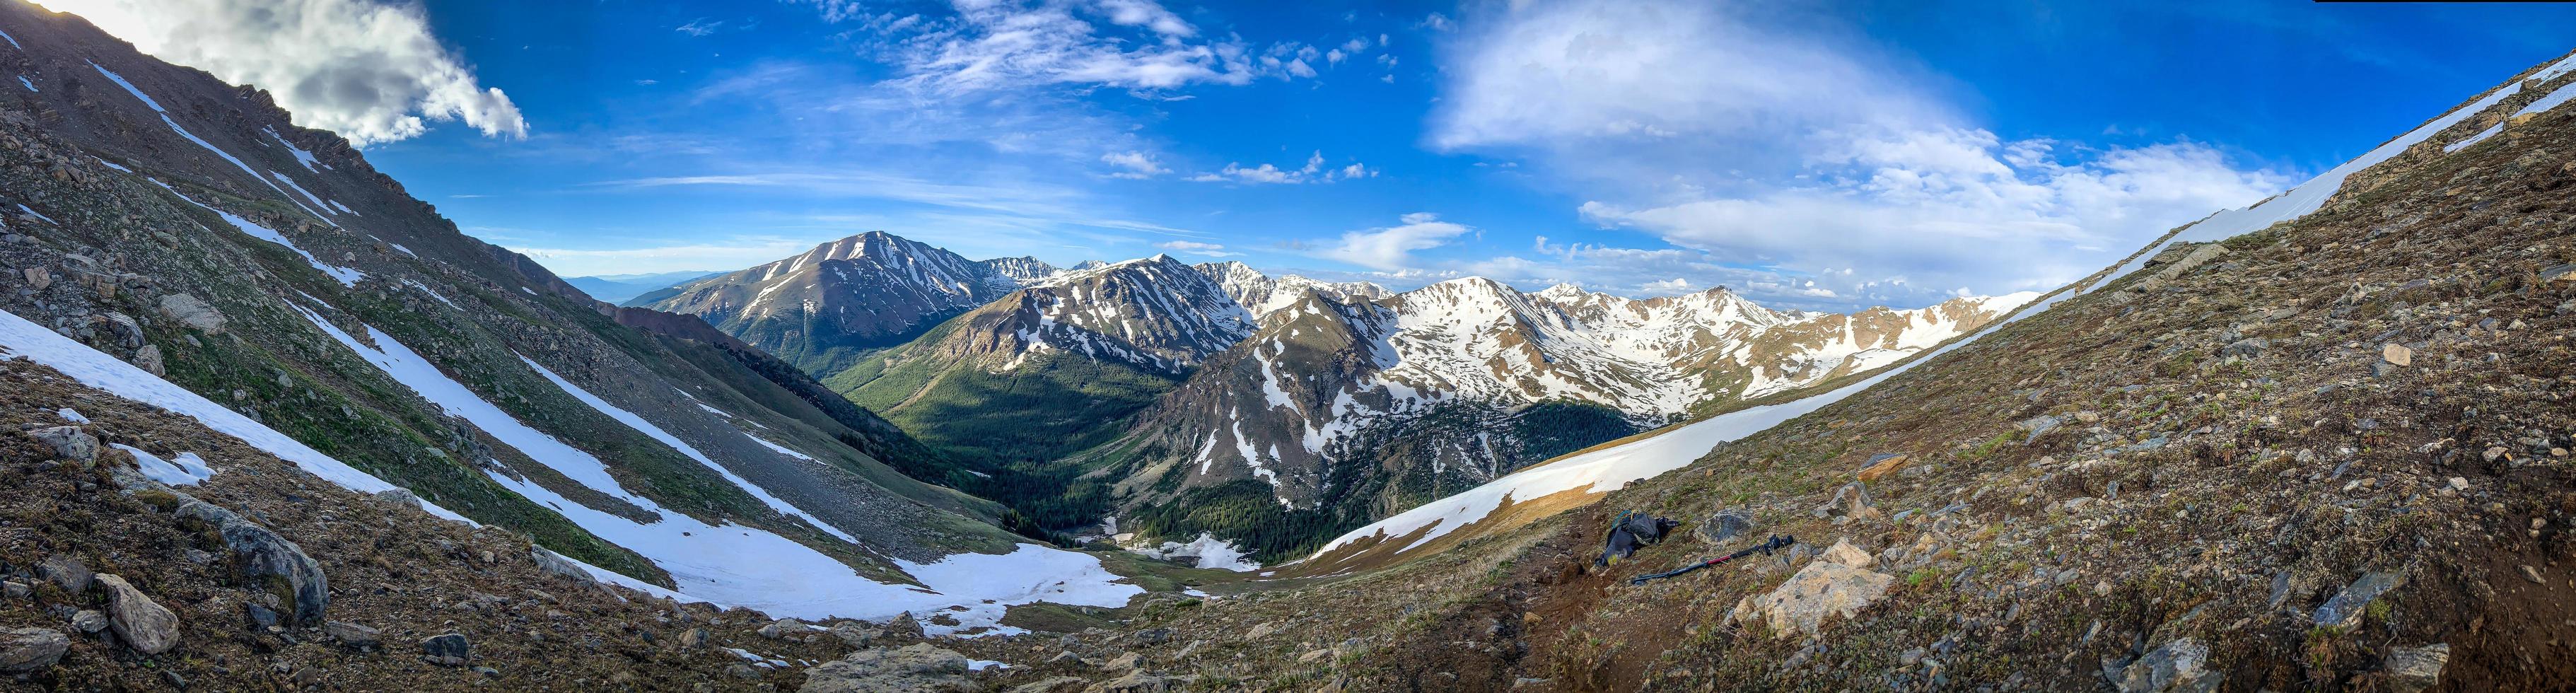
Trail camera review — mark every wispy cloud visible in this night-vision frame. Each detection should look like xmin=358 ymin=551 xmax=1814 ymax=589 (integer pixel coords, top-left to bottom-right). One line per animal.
xmin=1316 ymin=213 xmax=1474 ymax=271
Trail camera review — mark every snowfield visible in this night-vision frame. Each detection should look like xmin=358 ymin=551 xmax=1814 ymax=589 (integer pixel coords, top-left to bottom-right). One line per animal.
xmin=282 ymin=301 xmax=1139 ymax=631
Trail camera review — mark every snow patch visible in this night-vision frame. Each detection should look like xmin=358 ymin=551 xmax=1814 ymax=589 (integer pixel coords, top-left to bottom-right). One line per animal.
xmin=120 ymin=444 xmax=216 ymax=487
xmin=518 ymin=355 xmax=862 ymax=544
xmin=287 ymin=303 xmax=1138 ymax=629
xmin=0 ymin=308 xmax=467 ymax=520
xmin=1131 ymin=532 xmax=1261 ymax=572
xmin=54 ymin=407 xmax=85 ymax=422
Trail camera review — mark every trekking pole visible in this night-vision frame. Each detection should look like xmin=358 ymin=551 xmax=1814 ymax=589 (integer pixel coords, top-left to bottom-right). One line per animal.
xmin=1627 ymin=535 xmax=1795 ymax=586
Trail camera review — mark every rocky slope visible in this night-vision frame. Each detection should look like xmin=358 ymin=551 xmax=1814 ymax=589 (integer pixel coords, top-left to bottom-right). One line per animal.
xmin=944 ymin=45 xmax=2576 ymax=693
xmin=0 ymin=4 xmax=1178 ymax=688
xmin=636 ymin=231 xmax=1059 ymax=375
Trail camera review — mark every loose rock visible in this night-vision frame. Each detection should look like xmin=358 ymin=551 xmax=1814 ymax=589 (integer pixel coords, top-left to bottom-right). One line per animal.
xmin=95 ymin=574 xmax=180 ymax=655
xmin=0 ymin=628 xmax=69 ymax=673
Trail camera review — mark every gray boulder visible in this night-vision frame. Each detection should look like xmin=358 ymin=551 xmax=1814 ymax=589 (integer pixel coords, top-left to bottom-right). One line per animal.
xmin=1694 ymin=509 xmax=1755 ymax=544
xmin=325 ymin=621 xmax=380 ymax=648
xmin=2314 ymin=571 xmax=2406 ymax=629
xmin=36 ymin=554 xmax=91 ymax=593
xmin=0 ymin=628 xmax=68 ymax=672
xmin=528 ymin=547 xmax=595 ymax=586
xmin=219 ymin=518 xmax=329 ymax=624
xmin=2384 ymin=643 xmax=2450 ymax=693
xmin=157 ymin=293 xmax=225 ymax=334
xmin=29 ymin=426 xmax=96 ymax=463
xmin=420 ymin=632 xmax=471 ymax=666
xmin=95 ymin=574 xmax=180 ymax=655
xmin=799 ymin=643 xmax=977 ymax=692
xmin=372 ymin=488 xmax=423 ymax=512
xmin=2108 ymin=638 xmax=2220 ymax=693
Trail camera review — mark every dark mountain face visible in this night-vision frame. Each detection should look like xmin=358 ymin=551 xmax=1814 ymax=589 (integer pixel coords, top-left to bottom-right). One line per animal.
xmin=637 ymin=231 xmax=1058 ymax=375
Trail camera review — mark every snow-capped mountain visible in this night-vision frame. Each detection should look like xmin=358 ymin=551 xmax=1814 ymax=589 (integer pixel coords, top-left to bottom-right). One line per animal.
xmin=824 ymin=254 xmax=1260 ymax=460
xmin=1194 ymin=260 xmax=1392 ymax=317
xmin=1107 ymin=276 xmax=2037 ymax=525
xmin=636 ymin=231 xmax=1059 ymax=373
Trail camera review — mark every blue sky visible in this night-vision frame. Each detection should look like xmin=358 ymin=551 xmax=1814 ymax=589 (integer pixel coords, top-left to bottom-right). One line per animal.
xmin=44 ymin=0 xmax=2576 ymax=310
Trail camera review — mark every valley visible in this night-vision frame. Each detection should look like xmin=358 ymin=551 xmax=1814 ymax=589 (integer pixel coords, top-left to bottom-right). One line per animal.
xmin=0 ymin=1 xmax=2569 ymax=691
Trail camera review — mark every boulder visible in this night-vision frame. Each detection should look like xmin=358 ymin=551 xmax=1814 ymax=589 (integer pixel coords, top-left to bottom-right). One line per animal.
xmin=528 ymin=547 xmax=595 ymax=586
xmin=325 ymin=621 xmax=380 ymax=648
xmin=1812 ymin=482 xmax=1879 ymax=520
xmin=1819 ymin=538 xmax=1876 ymax=569
xmin=0 ymin=628 xmax=68 ymax=672
xmin=2382 ymin=343 xmax=2413 ymax=367
xmin=157 ymin=293 xmax=225 ymax=334
xmin=95 ymin=574 xmax=180 ymax=655
xmin=36 ymin=554 xmax=91 ymax=593
xmin=825 ymin=622 xmax=880 ymax=648
xmin=885 ymin=611 xmax=924 ymax=639
xmin=372 ymin=488 xmax=423 ymax=512
xmin=1855 ymin=453 xmax=1910 ymax=482
xmin=2018 ymin=415 xmax=2063 ymax=442
xmin=219 ymin=518 xmax=329 ymax=623
xmin=2108 ymin=638 xmax=2220 ymax=693
xmin=1689 ymin=507 xmax=1752 ymax=543
xmin=678 ymin=627 xmax=710 ymax=651
xmin=758 ymin=618 xmax=805 ymax=639
xmin=2314 ymin=571 xmax=2406 ymax=629
xmin=1104 ymin=652 xmax=1142 ymax=670
xmin=69 ymin=610 xmax=106 ymax=634
xmin=1730 ymin=559 xmax=1892 ymax=636
xmin=420 ymin=633 xmax=472 ymax=666
xmin=799 ymin=643 xmax=977 ymax=693
xmin=29 ymin=426 xmax=96 ymax=463
xmin=1088 ymin=670 xmax=1174 ymax=693
xmin=2384 ymin=643 xmax=2449 ymax=693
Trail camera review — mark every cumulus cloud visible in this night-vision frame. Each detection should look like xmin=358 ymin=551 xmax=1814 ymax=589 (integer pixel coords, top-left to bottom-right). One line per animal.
xmin=38 ymin=0 xmax=527 ymax=146
xmin=1576 ymin=129 xmax=2292 ymax=300
xmin=1188 ymin=151 xmax=1375 ymax=185
xmin=1430 ymin=0 xmax=2290 ymax=308
xmin=1101 ymin=151 xmax=1170 ymax=179
xmin=1319 ymin=214 xmax=1474 ymax=271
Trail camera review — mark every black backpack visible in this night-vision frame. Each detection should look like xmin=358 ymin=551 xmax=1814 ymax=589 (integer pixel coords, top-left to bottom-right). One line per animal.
xmin=1597 ymin=510 xmax=1681 ymax=567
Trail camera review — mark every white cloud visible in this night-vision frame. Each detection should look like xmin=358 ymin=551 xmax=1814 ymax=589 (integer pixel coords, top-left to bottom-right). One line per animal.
xmin=37 ymin=0 xmax=527 ymax=146
xmin=1188 ymin=151 xmax=1373 ymax=185
xmin=1575 ymin=128 xmax=2291 ymax=303
xmin=677 ymin=18 xmax=724 ymax=36
xmin=1319 ymin=214 xmax=1474 ymax=271
xmin=1101 ymin=151 xmax=1170 ymax=179
xmin=813 ymin=0 xmax=1317 ymax=95
xmin=1430 ymin=0 xmax=2291 ymax=308
xmin=1638 ymin=278 xmax=1691 ymax=294
xmin=1155 ymin=240 xmax=1237 ymax=257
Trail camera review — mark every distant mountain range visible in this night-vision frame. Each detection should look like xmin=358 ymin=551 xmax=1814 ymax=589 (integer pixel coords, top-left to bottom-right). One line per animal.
xmin=634 ymin=232 xmax=1061 ymax=375
xmin=563 ymin=270 xmax=721 ymax=303
xmin=651 ymin=229 xmax=2032 ymax=557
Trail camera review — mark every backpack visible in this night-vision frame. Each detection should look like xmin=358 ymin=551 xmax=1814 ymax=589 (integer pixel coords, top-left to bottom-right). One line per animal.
xmin=1596 ymin=510 xmax=1681 ymax=567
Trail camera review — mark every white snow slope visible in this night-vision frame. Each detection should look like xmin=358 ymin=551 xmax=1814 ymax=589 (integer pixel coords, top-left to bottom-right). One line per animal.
xmin=283 ymin=302 xmax=1141 ymax=631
